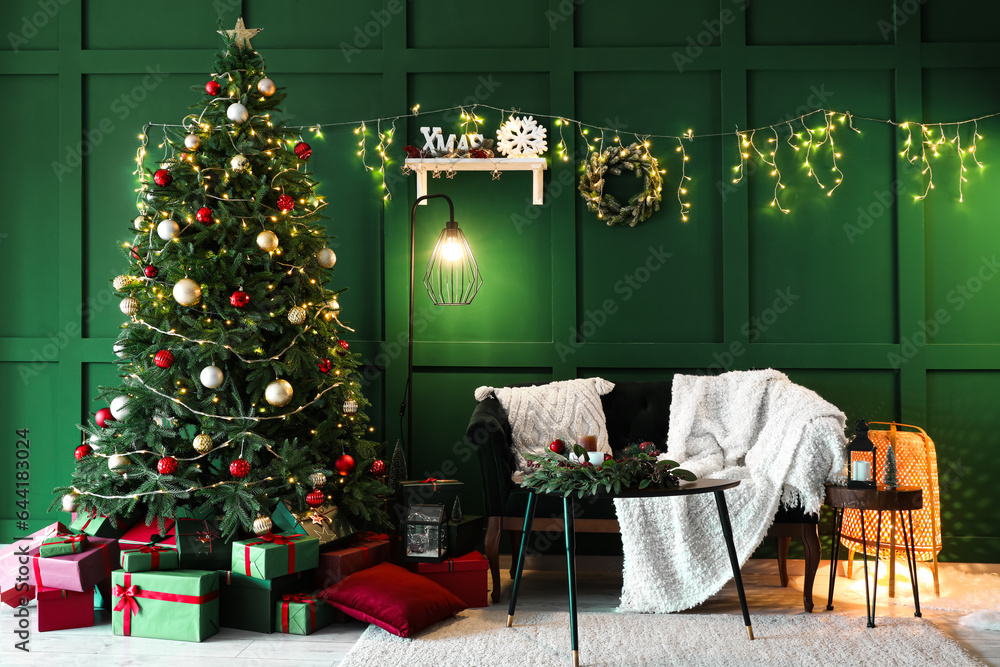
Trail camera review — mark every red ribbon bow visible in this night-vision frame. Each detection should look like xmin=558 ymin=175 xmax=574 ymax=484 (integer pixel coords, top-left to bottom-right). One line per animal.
xmin=113 ymin=584 xmax=140 ymax=615
xmin=125 ymin=545 xmax=170 ymax=570
xmin=281 ymin=593 xmax=314 ymax=603
xmin=244 ymin=532 xmax=305 ymax=577
xmin=49 ymin=533 xmax=88 ymax=551
xmin=280 ymin=594 xmax=316 ymax=633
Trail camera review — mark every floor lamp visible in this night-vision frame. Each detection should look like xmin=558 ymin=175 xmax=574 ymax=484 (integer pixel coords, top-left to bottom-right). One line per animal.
xmin=402 ymin=193 xmax=483 ymax=471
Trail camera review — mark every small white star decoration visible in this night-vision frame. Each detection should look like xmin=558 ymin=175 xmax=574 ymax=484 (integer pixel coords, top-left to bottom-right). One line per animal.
xmin=491 ymin=170 xmax=501 ymax=180
xmin=219 ymin=18 xmax=262 ymax=51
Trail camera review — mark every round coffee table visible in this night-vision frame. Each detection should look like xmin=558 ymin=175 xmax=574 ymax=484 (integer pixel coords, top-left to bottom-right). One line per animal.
xmin=506 ymin=479 xmax=752 ymax=667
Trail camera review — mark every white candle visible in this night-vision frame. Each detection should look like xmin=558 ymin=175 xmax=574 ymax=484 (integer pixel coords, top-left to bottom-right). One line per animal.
xmin=851 ymin=460 xmax=872 ymax=482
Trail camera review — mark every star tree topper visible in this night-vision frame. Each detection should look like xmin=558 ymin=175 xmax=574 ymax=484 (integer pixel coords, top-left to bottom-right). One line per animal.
xmin=219 ymin=17 xmax=262 ymax=51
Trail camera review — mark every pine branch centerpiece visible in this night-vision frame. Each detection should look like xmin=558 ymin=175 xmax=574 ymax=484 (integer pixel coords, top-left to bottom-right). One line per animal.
xmin=521 ymin=442 xmax=696 ymax=498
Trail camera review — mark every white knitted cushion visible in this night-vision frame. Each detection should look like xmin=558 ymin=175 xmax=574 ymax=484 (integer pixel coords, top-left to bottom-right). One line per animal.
xmin=474 ymin=378 xmax=615 ymax=471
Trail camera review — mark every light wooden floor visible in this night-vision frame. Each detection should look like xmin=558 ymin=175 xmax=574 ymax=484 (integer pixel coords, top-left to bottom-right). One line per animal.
xmin=1 ymin=558 xmax=997 ymax=666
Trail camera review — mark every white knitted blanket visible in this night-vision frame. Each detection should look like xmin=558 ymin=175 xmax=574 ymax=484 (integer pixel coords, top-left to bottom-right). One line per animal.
xmin=615 ymin=370 xmax=846 ymax=613
xmin=475 ymin=378 xmax=615 ymax=471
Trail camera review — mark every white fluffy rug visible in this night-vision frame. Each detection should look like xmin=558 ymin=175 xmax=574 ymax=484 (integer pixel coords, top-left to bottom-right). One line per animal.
xmin=338 ymin=609 xmax=984 ymax=666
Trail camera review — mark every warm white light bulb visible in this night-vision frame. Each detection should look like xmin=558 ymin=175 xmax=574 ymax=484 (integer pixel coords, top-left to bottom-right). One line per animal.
xmin=442 ymin=238 xmax=464 ymax=261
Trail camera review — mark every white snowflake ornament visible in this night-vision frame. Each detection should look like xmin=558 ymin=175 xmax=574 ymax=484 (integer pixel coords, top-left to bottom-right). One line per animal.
xmin=496 ymin=115 xmax=547 ymax=157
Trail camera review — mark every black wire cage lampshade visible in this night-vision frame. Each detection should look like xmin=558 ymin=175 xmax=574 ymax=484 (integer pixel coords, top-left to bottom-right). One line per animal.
xmin=417 ymin=199 xmax=483 ymax=305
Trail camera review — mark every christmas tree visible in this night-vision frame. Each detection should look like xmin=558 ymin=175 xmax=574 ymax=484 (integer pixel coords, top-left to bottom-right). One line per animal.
xmin=53 ymin=19 xmax=390 ymax=537
xmin=883 ymin=442 xmax=898 ymax=488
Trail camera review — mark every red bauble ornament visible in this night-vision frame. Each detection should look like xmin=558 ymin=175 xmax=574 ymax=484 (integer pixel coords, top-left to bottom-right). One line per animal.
xmin=230 ymin=290 xmax=249 ymax=308
xmin=334 ymin=454 xmax=356 ymax=476
xmin=95 ymin=407 xmax=115 ymax=428
xmin=549 ymin=439 xmax=566 ymax=455
xmin=131 ymin=246 xmax=143 ymax=261
xmin=276 ymin=194 xmax=294 ymax=212
xmin=153 ymin=169 xmax=172 ymax=187
xmin=196 ymin=207 xmax=213 ymax=224
xmin=305 ymin=489 xmax=324 ymax=507
xmin=205 ymin=80 xmax=221 ymax=96
xmin=144 ymin=265 xmax=159 ymax=278
xmin=638 ymin=441 xmax=654 ymax=452
xmin=337 ymin=339 xmax=350 ymax=351
xmin=294 ymin=142 xmax=312 ymax=160
xmin=157 ymin=456 xmax=178 ymax=475
xmin=230 ymin=458 xmax=250 ymax=478
xmin=370 ymin=459 xmax=386 ymax=476
xmin=154 ymin=349 xmax=174 ymax=369
xmin=75 ymin=444 xmax=92 ymax=460
xmin=317 ymin=358 xmax=332 ymax=374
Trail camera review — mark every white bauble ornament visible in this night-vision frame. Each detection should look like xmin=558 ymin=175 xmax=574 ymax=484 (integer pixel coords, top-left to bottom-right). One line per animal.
xmin=287 ymin=306 xmax=307 ymax=325
xmin=108 ymin=454 xmax=131 ymax=473
xmin=256 ymin=230 xmax=279 ymax=252
xmin=62 ymin=492 xmax=79 ymax=512
xmin=89 ymin=433 xmax=101 ymax=450
xmin=157 ymin=218 xmax=180 ymax=240
xmin=134 ymin=214 xmax=149 ymax=230
xmin=193 ymin=433 xmax=213 ymax=453
xmin=309 ymin=472 xmax=327 ymax=488
xmin=316 ymin=248 xmax=337 ymax=268
xmin=184 ymin=134 xmax=201 ymax=150
xmin=119 ymin=297 xmax=139 ymax=316
xmin=200 ymin=365 xmax=224 ymax=388
xmin=110 ymin=395 xmax=130 ymax=420
xmin=257 ymin=78 xmax=275 ymax=97
xmin=227 ymin=102 xmax=249 ymax=124
xmin=230 ymin=154 xmax=249 ymax=172
xmin=265 ymin=379 xmax=293 ymax=407
xmin=113 ymin=275 xmax=132 ymax=291
xmin=113 ymin=341 xmax=126 ymax=358
xmin=173 ymin=278 xmax=202 ymax=306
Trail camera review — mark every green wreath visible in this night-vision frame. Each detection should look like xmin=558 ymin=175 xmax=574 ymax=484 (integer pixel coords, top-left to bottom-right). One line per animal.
xmin=579 ymin=142 xmax=663 ymax=227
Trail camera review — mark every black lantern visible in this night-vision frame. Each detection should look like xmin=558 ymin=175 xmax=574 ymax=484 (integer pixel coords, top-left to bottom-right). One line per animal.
xmin=402 ymin=504 xmax=448 ymax=562
xmin=847 ymin=419 xmax=876 ymax=489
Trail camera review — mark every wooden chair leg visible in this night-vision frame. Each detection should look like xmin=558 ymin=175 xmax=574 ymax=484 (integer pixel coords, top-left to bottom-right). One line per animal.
xmin=485 ymin=516 xmax=502 ymax=603
xmin=801 ymin=523 xmax=820 ymax=613
xmin=776 ymin=536 xmax=791 ymax=588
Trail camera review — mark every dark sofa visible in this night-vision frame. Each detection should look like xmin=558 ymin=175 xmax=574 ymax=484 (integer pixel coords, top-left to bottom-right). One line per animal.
xmin=466 ymin=379 xmax=821 ymax=612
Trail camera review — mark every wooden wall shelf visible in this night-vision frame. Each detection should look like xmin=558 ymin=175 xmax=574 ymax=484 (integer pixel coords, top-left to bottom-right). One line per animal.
xmin=405 ymin=157 xmax=548 ymax=205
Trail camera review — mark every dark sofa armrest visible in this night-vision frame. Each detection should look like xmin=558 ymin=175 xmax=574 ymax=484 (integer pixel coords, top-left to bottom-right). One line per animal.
xmin=466 ymin=396 xmax=516 ymax=517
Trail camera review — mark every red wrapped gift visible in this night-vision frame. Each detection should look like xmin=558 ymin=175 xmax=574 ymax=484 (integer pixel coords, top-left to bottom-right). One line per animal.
xmin=27 ymin=537 xmax=119 ymax=593
xmin=119 ymin=517 xmax=176 ymax=550
xmin=1 ymin=522 xmax=65 ymax=594
xmin=1 ymin=584 xmax=34 ymax=609
xmin=315 ymin=534 xmax=391 ymax=589
xmin=405 ymin=551 xmax=489 ymax=608
xmin=37 ymin=586 xmax=94 ymax=632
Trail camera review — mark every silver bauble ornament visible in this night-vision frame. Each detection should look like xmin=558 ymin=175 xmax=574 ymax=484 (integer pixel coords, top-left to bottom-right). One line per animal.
xmin=253 ymin=514 xmax=273 ymax=535
xmin=200 ymin=365 xmax=224 ymax=389
xmin=257 ymin=78 xmax=276 ymax=97
xmin=173 ymin=278 xmax=202 ymax=306
xmin=193 ymin=433 xmax=213 ymax=453
xmin=108 ymin=454 xmax=131 ymax=473
xmin=227 ymin=102 xmax=249 ymax=124
xmin=157 ymin=218 xmax=180 ymax=240
xmin=110 ymin=395 xmax=130 ymax=420
xmin=309 ymin=472 xmax=327 ymax=488
xmin=265 ymin=379 xmax=294 ymax=407
xmin=230 ymin=154 xmax=249 ymax=172
xmin=62 ymin=492 xmax=79 ymax=512
xmin=256 ymin=230 xmax=279 ymax=252
xmin=119 ymin=297 xmax=139 ymax=316
xmin=316 ymin=248 xmax=337 ymax=268
xmin=287 ymin=306 xmax=307 ymax=325
xmin=184 ymin=134 xmax=201 ymax=150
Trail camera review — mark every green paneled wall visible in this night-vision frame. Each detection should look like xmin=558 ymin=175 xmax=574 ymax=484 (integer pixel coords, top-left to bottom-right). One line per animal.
xmin=2 ymin=0 xmax=999 ymax=563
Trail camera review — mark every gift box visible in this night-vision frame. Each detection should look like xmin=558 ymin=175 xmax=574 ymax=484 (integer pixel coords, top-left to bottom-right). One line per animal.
xmin=111 ymin=569 xmax=220 ymax=642
xmin=315 ymin=533 xmax=392 ymax=589
xmin=37 ymin=585 xmax=95 ymax=632
xmin=1 ymin=584 xmax=33 ymax=609
xmin=405 ymin=551 xmax=489 ymax=608
xmin=447 ymin=515 xmax=486 ymax=557
xmin=119 ymin=517 xmax=176 ymax=550
xmin=401 ymin=479 xmax=464 ymax=520
xmin=1 ymin=522 xmax=65 ymax=594
xmin=70 ymin=509 xmax=140 ymax=539
xmin=120 ymin=545 xmax=179 ymax=573
xmin=274 ymin=593 xmax=335 ymax=635
xmin=219 ymin=569 xmax=313 ymax=633
xmin=272 ymin=502 xmax=305 ymax=534
xmin=232 ymin=532 xmax=319 ymax=581
xmin=283 ymin=502 xmax=357 ymax=551
xmin=175 ymin=517 xmax=234 ymax=570
xmin=94 ymin=578 xmax=112 ymax=610
xmin=39 ymin=533 xmax=88 ymax=558
xmin=27 ymin=537 xmax=118 ymax=593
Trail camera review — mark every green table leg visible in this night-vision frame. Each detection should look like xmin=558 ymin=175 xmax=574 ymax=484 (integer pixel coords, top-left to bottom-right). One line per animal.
xmin=506 ymin=490 xmax=537 ymax=628
xmin=714 ymin=489 xmax=753 ymax=640
xmin=827 ymin=507 xmax=844 ymax=610
xmin=564 ymin=495 xmax=579 ymax=667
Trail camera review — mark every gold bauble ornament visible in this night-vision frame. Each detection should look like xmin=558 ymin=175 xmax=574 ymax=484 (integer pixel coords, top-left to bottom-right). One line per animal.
xmin=322 ymin=298 xmax=340 ymax=321
xmin=113 ymin=275 xmax=135 ymax=291
xmin=309 ymin=472 xmax=327 ymax=488
xmin=316 ymin=248 xmax=337 ymax=268
xmin=257 ymin=77 xmax=276 ymax=97
xmin=257 ymin=230 xmax=279 ymax=252
xmin=343 ymin=399 xmax=358 ymax=415
xmin=173 ymin=278 xmax=202 ymax=306
xmin=108 ymin=453 xmax=132 ymax=473
xmin=265 ymin=379 xmax=294 ymax=407
xmin=252 ymin=514 xmax=273 ymax=535
xmin=287 ymin=306 xmax=307 ymax=325
xmin=193 ymin=433 xmax=213 ymax=453
xmin=119 ymin=297 xmax=139 ymax=316
xmin=62 ymin=491 xmax=79 ymax=512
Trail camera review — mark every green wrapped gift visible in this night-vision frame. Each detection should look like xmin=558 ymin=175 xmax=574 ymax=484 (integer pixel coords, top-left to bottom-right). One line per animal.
xmin=231 ymin=531 xmax=319 ymax=581
xmin=120 ymin=545 xmax=179 ymax=573
xmin=70 ymin=509 xmax=139 ymax=539
xmin=39 ymin=533 xmax=88 ymax=557
xmin=274 ymin=593 xmax=334 ymax=635
xmin=111 ymin=569 xmax=220 ymax=642
xmin=219 ymin=569 xmax=312 ymax=633
xmin=175 ymin=517 xmax=234 ymax=570
xmin=271 ymin=502 xmax=304 ymax=534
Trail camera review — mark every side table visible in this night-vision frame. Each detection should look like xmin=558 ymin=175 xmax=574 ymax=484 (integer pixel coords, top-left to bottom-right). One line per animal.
xmin=824 ymin=483 xmax=923 ymax=627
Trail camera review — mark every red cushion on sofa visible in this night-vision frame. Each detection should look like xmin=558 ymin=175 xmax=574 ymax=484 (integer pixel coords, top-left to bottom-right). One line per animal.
xmin=317 ymin=562 xmax=466 ymax=637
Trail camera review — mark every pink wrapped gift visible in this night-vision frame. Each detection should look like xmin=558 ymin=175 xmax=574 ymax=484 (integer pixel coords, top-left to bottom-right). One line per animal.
xmin=0 ymin=522 xmax=65 ymax=598
xmin=27 ymin=536 xmax=118 ymax=593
